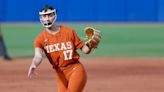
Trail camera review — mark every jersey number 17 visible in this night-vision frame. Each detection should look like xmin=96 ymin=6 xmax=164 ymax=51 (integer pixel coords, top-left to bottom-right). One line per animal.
xmin=63 ymin=50 xmax=73 ymax=60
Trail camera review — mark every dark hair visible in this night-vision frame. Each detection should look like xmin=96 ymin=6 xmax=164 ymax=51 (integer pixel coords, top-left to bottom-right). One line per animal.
xmin=40 ymin=5 xmax=54 ymax=12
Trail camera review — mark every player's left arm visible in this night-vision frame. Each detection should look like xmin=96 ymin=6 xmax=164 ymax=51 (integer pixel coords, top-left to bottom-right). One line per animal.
xmin=71 ymin=29 xmax=91 ymax=54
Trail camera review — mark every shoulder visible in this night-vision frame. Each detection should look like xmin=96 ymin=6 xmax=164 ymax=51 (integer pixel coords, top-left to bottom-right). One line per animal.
xmin=60 ymin=25 xmax=78 ymax=37
xmin=34 ymin=30 xmax=45 ymax=42
xmin=60 ymin=25 xmax=75 ymax=32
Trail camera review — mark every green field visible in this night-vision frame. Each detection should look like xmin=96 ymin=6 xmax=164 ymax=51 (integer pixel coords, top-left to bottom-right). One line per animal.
xmin=1 ymin=23 xmax=164 ymax=58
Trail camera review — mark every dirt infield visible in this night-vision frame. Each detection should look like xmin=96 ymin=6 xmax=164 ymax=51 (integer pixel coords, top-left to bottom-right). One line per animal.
xmin=0 ymin=57 xmax=164 ymax=92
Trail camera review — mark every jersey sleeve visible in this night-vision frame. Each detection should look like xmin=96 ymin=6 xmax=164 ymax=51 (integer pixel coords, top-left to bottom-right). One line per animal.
xmin=72 ymin=30 xmax=84 ymax=49
xmin=34 ymin=36 xmax=42 ymax=48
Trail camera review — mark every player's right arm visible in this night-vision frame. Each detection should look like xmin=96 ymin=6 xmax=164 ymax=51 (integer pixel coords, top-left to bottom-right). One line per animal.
xmin=28 ymin=48 xmax=43 ymax=78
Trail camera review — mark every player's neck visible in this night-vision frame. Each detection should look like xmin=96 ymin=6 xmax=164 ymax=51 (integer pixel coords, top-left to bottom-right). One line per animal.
xmin=46 ymin=24 xmax=60 ymax=35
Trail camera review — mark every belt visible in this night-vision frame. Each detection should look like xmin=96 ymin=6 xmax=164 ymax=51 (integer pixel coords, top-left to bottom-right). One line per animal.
xmin=53 ymin=61 xmax=79 ymax=71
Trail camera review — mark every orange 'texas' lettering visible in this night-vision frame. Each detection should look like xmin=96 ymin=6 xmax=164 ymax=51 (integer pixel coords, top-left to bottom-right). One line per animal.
xmin=44 ymin=42 xmax=72 ymax=53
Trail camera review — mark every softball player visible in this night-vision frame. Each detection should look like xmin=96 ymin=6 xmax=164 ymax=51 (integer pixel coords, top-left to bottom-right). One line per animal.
xmin=28 ymin=5 xmax=101 ymax=92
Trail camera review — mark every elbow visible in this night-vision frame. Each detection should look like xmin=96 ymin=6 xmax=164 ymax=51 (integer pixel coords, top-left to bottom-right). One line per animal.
xmin=33 ymin=55 xmax=42 ymax=61
xmin=33 ymin=56 xmax=43 ymax=66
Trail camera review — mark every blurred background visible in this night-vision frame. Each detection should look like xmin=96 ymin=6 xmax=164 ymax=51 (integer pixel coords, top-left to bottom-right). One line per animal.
xmin=0 ymin=0 xmax=164 ymax=58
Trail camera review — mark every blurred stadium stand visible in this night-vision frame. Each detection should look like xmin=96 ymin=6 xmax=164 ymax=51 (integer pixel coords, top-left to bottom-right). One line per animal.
xmin=0 ymin=0 xmax=164 ymax=22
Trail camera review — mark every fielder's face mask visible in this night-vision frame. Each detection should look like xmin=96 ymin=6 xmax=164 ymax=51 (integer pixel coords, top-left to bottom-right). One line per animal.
xmin=39 ymin=8 xmax=57 ymax=28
